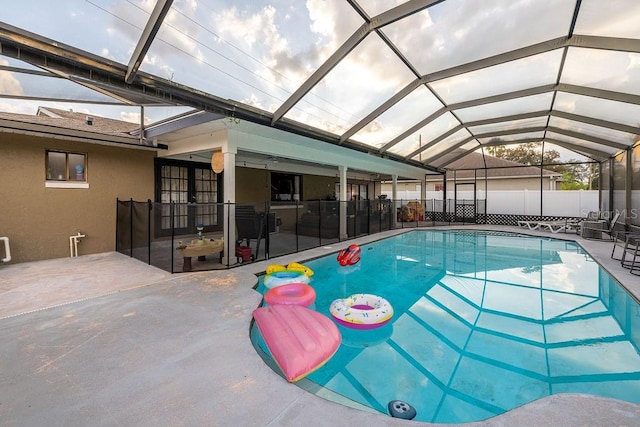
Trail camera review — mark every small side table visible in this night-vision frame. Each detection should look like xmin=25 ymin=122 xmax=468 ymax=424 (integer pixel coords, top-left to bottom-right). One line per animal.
xmin=176 ymin=238 xmax=224 ymax=272
xmin=581 ymin=220 xmax=605 ymax=239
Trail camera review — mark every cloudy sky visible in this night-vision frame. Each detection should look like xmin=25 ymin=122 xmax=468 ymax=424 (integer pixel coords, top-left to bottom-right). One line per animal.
xmin=1 ymin=0 xmax=639 ymax=161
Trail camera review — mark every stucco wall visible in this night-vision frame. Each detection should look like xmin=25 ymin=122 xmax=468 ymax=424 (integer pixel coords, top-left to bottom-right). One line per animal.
xmin=235 ymin=167 xmax=339 ymax=203
xmin=235 ymin=167 xmax=270 ymax=204
xmin=303 ymin=175 xmax=336 ymax=200
xmin=0 ymin=133 xmax=155 ymax=263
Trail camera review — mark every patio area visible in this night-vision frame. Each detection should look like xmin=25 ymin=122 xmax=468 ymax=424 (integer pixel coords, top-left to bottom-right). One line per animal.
xmin=1 ymin=226 xmax=640 ymax=426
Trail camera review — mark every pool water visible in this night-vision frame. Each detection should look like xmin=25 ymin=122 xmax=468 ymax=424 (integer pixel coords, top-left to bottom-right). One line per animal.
xmin=252 ymin=230 xmax=640 ymax=424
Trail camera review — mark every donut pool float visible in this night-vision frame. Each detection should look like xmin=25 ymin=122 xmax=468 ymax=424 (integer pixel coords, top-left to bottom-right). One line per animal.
xmin=330 ymin=293 xmax=393 ymax=329
xmin=265 ymin=283 xmax=316 ymax=307
xmin=263 ymin=270 xmax=310 ymax=289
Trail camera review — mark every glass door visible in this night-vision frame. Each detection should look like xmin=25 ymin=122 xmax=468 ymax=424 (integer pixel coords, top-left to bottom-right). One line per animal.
xmin=155 ymin=160 xmax=220 ymax=236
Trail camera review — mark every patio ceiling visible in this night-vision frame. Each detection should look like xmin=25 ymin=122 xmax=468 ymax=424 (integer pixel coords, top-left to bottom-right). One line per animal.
xmin=1 ymin=0 xmax=639 ymax=172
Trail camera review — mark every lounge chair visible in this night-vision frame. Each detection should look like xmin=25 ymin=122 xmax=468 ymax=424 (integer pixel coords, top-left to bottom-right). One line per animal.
xmin=581 ymin=211 xmax=621 ymax=240
xmin=538 ymin=220 xmax=571 ymax=234
xmin=517 ymin=220 xmax=540 ymax=230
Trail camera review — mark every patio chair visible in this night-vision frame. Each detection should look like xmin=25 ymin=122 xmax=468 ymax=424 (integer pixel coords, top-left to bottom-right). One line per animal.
xmin=235 ymin=205 xmax=266 ymax=260
xmin=615 ymin=233 xmax=640 ymax=275
xmin=581 ymin=211 xmax=620 ymax=240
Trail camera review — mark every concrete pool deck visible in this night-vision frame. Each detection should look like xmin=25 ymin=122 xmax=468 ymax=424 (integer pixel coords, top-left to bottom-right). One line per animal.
xmin=1 ymin=226 xmax=639 ymax=426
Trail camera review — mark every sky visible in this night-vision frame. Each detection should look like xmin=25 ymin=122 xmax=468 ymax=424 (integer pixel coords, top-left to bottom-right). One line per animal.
xmin=1 ymin=0 xmax=639 ymax=162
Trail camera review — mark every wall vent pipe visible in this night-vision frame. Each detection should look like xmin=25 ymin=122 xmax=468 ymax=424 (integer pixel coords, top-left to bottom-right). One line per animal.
xmin=69 ymin=232 xmax=86 ymax=257
xmin=0 ymin=236 xmax=10 ymax=263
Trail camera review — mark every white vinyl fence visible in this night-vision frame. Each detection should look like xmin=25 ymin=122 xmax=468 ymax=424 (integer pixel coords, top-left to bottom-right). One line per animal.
xmin=383 ymin=190 xmax=599 ymax=217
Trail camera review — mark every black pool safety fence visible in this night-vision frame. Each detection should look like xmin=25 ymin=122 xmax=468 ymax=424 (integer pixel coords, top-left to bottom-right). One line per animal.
xmin=116 ymin=198 xmax=583 ymax=273
xmin=116 ymin=198 xmax=396 ymax=273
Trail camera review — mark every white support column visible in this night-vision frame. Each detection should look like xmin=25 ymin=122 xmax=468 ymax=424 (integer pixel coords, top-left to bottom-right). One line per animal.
xmin=421 ymin=175 xmax=427 ymax=219
xmin=222 ymin=136 xmax=237 ymax=265
xmin=392 ymin=175 xmax=398 ymax=228
xmin=339 ymin=165 xmax=348 ymax=240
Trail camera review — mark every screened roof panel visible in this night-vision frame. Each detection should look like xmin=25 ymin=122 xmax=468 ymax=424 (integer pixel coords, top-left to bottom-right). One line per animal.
xmin=358 ymin=0 xmax=410 ymax=17
xmin=411 ymin=128 xmax=473 ymax=162
xmin=454 ymin=94 xmax=554 ymax=123
xmin=546 ymin=131 xmax=621 ymax=156
xmin=478 ymin=132 xmax=545 ymax=145
xmin=548 ymin=116 xmax=637 ymax=147
xmin=573 ymin=0 xmax=640 ymax=38
xmin=387 ymin=112 xmax=460 ymax=156
xmin=3 ymin=0 xmax=147 ymax=65
xmin=430 ymin=142 xmax=479 ymax=168
xmin=561 ymin=48 xmax=640 ymax=96
xmin=1 ymin=0 xmax=639 ymax=172
xmin=141 ymin=0 xmax=364 ymax=112
xmin=469 ymin=117 xmax=549 ymax=137
xmin=1 ymin=69 xmax=123 ymax=104
xmin=283 ymin=33 xmax=418 ymax=134
xmin=0 ymin=55 xmax=43 ymax=72
xmin=429 ymin=50 xmax=563 ymax=104
xmin=350 ymin=85 xmax=443 ymax=148
xmin=542 ymin=142 xmax=591 ymax=163
xmin=382 ymin=0 xmax=575 ymax=75
xmin=553 ymin=92 xmax=640 ymax=128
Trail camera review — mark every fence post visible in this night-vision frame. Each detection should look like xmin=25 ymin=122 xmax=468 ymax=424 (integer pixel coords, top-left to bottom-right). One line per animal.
xmin=170 ymin=202 xmax=175 ymax=273
xmin=129 ymin=198 xmax=134 ymax=258
xmin=264 ymin=201 xmax=270 ymax=260
xmin=115 ymin=198 xmax=120 ymax=252
xmin=147 ymin=199 xmax=152 ymax=265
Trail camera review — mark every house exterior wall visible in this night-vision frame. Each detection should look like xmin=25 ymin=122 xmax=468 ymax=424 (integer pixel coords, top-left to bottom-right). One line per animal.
xmin=0 ymin=133 xmax=155 ymax=263
xmin=235 ymin=167 xmax=338 ymax=203
xmin=235 ymin=167 xmax=269 ymax=203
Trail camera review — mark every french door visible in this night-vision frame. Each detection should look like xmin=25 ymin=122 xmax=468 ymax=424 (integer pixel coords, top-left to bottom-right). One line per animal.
xmin=155 ymin=159 xmax=222 ymax=236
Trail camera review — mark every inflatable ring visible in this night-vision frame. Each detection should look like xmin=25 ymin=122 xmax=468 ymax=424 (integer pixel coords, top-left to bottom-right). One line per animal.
xmin=263 ymin=270 xmax=310 ymax=289
xmin=266 ymin=263 xmax=314 ymax=277
xmin=330 ymin=294 xmax=393 ymax=329
xmin=286 ymin=262 xmax=314 ymax=277
xmin=265 ymin=283 xmax=316 ymax=307
xmin=266 ymin=264 xmax=287 ymax=274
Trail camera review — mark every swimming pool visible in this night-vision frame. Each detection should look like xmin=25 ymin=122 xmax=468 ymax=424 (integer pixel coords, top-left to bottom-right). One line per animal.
xmin=252 ymin=230 xmax=640 ymax=424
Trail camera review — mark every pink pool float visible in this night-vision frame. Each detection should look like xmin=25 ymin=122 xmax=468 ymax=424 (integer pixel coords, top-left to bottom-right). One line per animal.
xmin=265 ymin=283 xmax=316 ymax=307
xmin=252 ymin=304 xmax=341 ymax=382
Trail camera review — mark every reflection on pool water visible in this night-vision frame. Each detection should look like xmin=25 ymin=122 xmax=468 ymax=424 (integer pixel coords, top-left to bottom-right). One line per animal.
xmin=251 ymin=230 xmax=640 ymax=424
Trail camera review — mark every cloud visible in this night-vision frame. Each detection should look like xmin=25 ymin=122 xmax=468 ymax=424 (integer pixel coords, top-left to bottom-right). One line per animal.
xmin=0 ymin=59 xmax=24 ymax=96
xmin=382 ymin=0 xmax=575 ymax=74
xmin=120 ymin=111 xmax=149 ymax=124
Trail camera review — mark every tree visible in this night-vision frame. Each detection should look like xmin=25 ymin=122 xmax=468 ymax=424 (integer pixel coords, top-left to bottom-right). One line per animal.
xmin=486 ymin=142 xmax=599 ymax=189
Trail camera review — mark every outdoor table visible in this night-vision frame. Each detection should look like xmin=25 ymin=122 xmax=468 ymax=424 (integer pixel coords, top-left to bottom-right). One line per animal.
xmin=176 ymin=238 xmax=224 ymax=272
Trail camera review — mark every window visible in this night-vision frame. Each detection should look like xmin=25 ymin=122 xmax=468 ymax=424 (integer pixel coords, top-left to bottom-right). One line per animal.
xmin=46 ymin=150 xmax=86 ymax=182
xmin=335 ymin=183 xmax=369 ymax=201
xmin=271 ymin=172 xmax=301 ymax=202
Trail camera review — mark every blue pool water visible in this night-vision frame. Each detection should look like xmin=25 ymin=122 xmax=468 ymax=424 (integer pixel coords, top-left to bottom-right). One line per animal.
xmin=252 ymin=230 xmax=640 ymax=424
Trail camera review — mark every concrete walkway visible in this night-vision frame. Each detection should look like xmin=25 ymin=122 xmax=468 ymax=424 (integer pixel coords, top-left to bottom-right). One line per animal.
xmin=1 ymin=227 xmax=639 ymax=426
